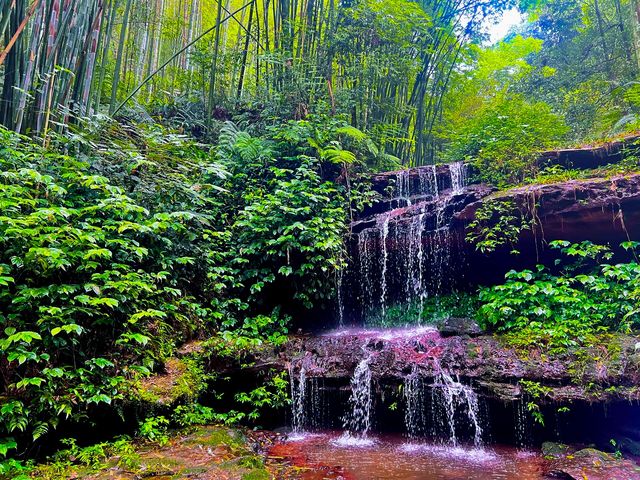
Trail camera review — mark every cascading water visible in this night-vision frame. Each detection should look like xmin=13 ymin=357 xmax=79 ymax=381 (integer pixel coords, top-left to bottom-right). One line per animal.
xmin=338 ymin=352 xmax=374 ymax=445
xmin=514 ymin=396 xmax=533 ymax=447
xmin=419 ymin=165 xmax=439 ymax=198
xmin=450 ymin=161 xmax=468 ymax=194
xmin=336 ymin=267 xmax=345 ymax=327
xmin=289 ymin=364 xmax=307 ymax=434
xmin=379 ymin=214 xmax=390 ymax=319
xmin=395 ymin=170 xmax=412 ymax=206
xmin=404 ymin=365 xmax=427 ymax=438
xmin=357 ymin=229 xmax=375 ymax=320
xmin=431 ymin=360 xmax=483 ymax=447
xmin=408 ymin=213 xmax=427 ymax=318
xmin=350 ymin=162 xmax=471 ymax=324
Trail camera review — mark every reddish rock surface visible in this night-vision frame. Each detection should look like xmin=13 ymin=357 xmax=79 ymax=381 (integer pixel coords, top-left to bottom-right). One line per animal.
xmin=537 ymin=134 xmax=640 ymax=170
xmin=458 ymin=174 xmax=640 ymax=244
xmin=234 ymin=329 xmax=640 ymax=403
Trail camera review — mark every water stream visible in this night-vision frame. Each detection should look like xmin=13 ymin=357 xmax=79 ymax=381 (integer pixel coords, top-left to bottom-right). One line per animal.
xmin=289 ymin=364 xmax=307 ymax=435
xmin=431 ymin=359 xmax=483 ymax=447
xmin=338 ymin=351 xmax=375 ymax=446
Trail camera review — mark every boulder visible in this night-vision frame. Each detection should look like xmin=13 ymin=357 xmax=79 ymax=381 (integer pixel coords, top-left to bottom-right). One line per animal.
xmin=438 ymin=317 xmax=483 ymax=337
xmin=542 ymin=442 xmax=571 ymax=457
xmin=545 ymin=448 xmax=640 ymax=480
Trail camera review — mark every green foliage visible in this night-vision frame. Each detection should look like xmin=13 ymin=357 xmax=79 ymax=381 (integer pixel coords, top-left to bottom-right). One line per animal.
xmin=216 ymin=117 xmax=370 ymax=314
xmin=446 ymin=94 xmax=569 ymax=186
xmin=0 ymin=115 xmax=372 ymax=459
xmin=171 ymin=403 xmax=218 ymax=428
xmin=138 ymin=416 xmax=170 ymax=446
xmin=479 ymin=241 xmax=640 ymax=351
xmin=0 ymin=126 xmax=209 ymax=445
xmin=518 ymin=0 xmax=640 ymax=140
xmin=467 ymin=200 xmax=531 ymax=254
xmin=25 ymin=436 xmax=140 ymax=479
xmin=234 ymin=371 xmax=290 ymax=422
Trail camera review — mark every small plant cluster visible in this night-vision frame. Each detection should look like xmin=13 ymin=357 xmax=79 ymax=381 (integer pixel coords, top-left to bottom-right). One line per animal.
xmin=519 ymin=380 xmax=553 ymax=426
xmin=478 ymin=240 xmax=640 ymax=351
xmin=466 ymin=199 xmax=532 ymax=254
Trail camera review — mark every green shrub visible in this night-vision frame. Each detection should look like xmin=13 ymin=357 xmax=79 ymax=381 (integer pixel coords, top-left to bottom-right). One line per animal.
xmin=447 ymin=95 xmax=569 ymax=187
xmin=0 ymin=127 xmax=208 ymax=446
xmin=478 ymin=241 xmax=640 ymax=350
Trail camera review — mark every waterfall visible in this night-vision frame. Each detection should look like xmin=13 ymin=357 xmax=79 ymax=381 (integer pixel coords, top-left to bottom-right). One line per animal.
xmin=404 ymin=365 xmax=427 ymax=438
xmin=406 ymin=213 xmax=426 ymax=320
xmin=289 ymin=365 xmax=307 ymax=434
xmin=342 ymin=354 xmax=374 ymax=440
xmin=432 ymin=360 xmax=483 ymax=447
xmin=396 ymin=170 xmax=412 ymax=206
xmin=379 ymin=214 xmax=390 ymax=319
xmin=450 ymin=161 xmax=467 ymax=194
xmin=418 ymin=165 xmax=439 ymax=198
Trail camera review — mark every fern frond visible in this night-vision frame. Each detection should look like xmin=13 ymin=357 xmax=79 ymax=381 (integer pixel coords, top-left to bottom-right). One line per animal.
xmin=336 ymin=126 xmax=368 ymax=142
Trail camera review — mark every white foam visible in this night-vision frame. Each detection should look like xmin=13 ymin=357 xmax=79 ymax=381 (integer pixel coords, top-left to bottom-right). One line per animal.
xmin=398 ymin=443 xmax=499 ymax=464
xmin=332 ymin=433 xmax=377 ymax=448
xmin=323 ymin=326 xmax=437 ymax=340
xmin=287 ymin=432 xmax=321 ymax=442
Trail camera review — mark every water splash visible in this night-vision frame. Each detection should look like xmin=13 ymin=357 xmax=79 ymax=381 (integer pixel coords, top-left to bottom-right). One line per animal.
xmin=450 ymin=161 xmax=467 ymax=194
xmin=323 ymin=326 xmax=437 ymax=340
xmin=398 ymin=443 xmax=498 ymax=464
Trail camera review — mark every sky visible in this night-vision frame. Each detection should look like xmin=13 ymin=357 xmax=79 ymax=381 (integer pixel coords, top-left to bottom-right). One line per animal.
xmin=486 ymin=8 xmax=525 ymax=44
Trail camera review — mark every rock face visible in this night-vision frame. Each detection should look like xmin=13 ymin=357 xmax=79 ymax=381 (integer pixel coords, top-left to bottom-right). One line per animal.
xmin=460 ymin=174 xmax=640 ymax=287
xmin=458 ymin=174 xmax=640 ymax=244
xmin=537 ymin=134 xmax=640 ymax=170
xmin=271 ymin=329 xmax=640 ymax=403
xmin=545 ymin=447 xmax=640 ymax=480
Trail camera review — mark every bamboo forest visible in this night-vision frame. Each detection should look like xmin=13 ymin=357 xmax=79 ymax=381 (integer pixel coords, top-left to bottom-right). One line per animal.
xmin=2 ymin=0 xmax=640 ymax=478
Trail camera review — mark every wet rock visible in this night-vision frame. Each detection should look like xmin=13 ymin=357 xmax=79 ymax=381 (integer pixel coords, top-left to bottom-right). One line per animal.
xmin=542 ymin=442 xmax=571 ymax=457
xmin=438 ymin=317 xmax=483 ymax=337
xmin=545 ymin=447 xmax=640 ymax=480
xmin=240 ymin=331 xmax=640 ymax=403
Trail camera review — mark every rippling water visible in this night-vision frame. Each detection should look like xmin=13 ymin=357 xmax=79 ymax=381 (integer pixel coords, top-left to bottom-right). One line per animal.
xmin=269 ymin=432 xmax=548 ymax=480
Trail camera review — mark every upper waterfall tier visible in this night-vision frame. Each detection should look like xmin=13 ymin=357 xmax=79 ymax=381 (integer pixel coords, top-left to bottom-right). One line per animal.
xmin=342 ymin=156 xmax=640 ymax=324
